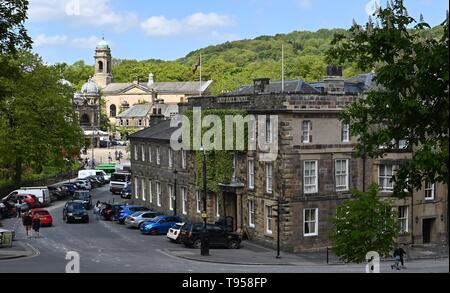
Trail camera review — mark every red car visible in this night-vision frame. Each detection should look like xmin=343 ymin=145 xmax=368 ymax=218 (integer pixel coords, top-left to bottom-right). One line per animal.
xmin=31 ymin=209 xmax=53 ymax=227
xmin=16 ymin=194 xmax=40 ymax=209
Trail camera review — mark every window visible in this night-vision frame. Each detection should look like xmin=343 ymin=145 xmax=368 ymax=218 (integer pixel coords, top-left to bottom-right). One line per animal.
xmin=133 ymin=145 xmax=138 ymax=161
xmin=304 ymin=208 xmax=318 ymax=236
xmin=110 ymin=105 xmax=116 ymax=117
xmin=216 ymin=195 xmax=220 ymax=218
xmin=398 ymin=206 xmax=408 ymax=233
xmin=196 ymin=191 xmax=201 ymax=213
xmin=168 ymin=148 xmax=173 ymax=168
xmin=266 ymin=163 xmax=273 ymax=194
xmin=134 ymin=177 xmax=139 ymax=199
xmin=304 ymin=161 xmax=318 ymax=194
xmin=148 ymin=146 xmax=152 ymax=163
xmin=148 ymin=180 xmax=152 ymax=203
xmin=182 ymin=187 xmax=187 ymax=215
xmin=156 ymin=147 xmax=160 ymax=165
xmin=141 ymin=178 xmax=146 ymax=201
xmin=120 ymin=119 xmax=123 ymax=126
xmin=266 ymin=206 xmax=273 ymax=234
xmin=335 ymin=159 xmax=349 ymax=191
xmin=181 ymin=149 xmax=187 ymax=169
xmin=232 ymin=154 xmax=237 ymax=179
xmin=342 ymin=123 xmax=350 ymax=142
xmin=126 ymin=119 xmax=129 ymax=126
xmin=156 ymin=181 xmax=161 ymax=207
xmin=302 ymin=120 xmax=311 ymax=143
xmin=248 ymin=200 xmax=255 ymax=228
xmin=248 ymin=159 xmax=255 ymax=190
xmin=379 ymin=165 xmax=394 ymax=192
xmin=138 ymin=119 xmax=142 ymax=126
xmin=141 ymin=145 xmax=145 ymax=162
xmin=425 ymin=182 xmax=435 ymax=200
xmin=168 ymin=184 xmax=174 ymax=211
xmin=266 ymin=118 xmax=272 ymax=143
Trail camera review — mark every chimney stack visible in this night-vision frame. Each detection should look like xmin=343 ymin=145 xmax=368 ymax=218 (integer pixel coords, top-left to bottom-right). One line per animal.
xmin=324 ymin=65 xmax=345 ymax=94
xmin=253 ymin=78 xmax=270 ymax=94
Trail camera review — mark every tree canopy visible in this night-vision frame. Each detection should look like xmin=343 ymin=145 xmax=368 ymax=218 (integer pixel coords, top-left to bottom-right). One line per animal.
xmin=327 ymin=0 xmax=449 ymax=196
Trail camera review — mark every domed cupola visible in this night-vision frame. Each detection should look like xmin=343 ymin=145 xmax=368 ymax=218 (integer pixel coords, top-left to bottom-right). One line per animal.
xmin=81 ymin=77 xmax=100 ymax=94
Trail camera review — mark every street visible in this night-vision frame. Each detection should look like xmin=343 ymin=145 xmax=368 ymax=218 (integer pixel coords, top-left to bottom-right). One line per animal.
xmin=0 ymin=185 xmax=448 ymax=273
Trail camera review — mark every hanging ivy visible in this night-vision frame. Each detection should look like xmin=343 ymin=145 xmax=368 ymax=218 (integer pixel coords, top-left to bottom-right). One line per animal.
xmin=183 ymin=109 xmax=249 ymax=194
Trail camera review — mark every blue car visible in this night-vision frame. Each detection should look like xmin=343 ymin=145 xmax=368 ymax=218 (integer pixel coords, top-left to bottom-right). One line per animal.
xmin=140 ymin=215 xmax=182 ymax=235
xmin=118 ymin=205 xmax=150 ymax=224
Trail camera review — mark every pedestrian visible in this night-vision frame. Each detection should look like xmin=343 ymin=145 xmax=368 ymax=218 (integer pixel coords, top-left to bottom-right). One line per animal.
xmin=15 ymin=199 xmax=22 ymax=218
xmin=391 ymin=244 xmax=407 ymax=270
xmin=84 ymin=158 xmax=89 ymax=167
xmin=22 ymin=211 xmax=33 ymax=237
xmin=32 ymin=213 xmax=41 ymax=238
xmin=94 ymin=201 xmax=101 ymax=220
xmin=92 ymin=158 xmax=96 ymax=169
xmin=108 ymin=152 xmax=112 ymax=164
xmin=115 ymin=150 xmax=118 ymax=160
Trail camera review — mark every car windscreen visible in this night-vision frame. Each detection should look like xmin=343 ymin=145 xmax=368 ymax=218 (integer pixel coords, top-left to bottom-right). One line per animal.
xmin=173 ymin=224 xmax=183 ymax=229
xmin=34 ymin=211 xmax=49 ymax=216
xmin=130 ymin=207 xmax=150 ymax=212
xmin=130 ymin=211 xmax=145 ymax=217
xmin=110 ymin=174 xmax=130 ymax=182
xmin=73 ymin=193 xmax=89 ymax=200
xmin=67 ymin=204 xmax=85 ymax=211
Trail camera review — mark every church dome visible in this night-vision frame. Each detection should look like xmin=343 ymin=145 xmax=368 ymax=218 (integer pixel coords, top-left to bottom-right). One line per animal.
xmin=81 ymin=78 xmax=99 ymax=94
xmin=97 ymin=39 xmax=109 ymax=49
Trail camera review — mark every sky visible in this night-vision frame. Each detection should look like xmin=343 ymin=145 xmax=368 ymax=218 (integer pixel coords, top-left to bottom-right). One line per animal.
xmin=26 ymin=0 xmax=449 ymax=65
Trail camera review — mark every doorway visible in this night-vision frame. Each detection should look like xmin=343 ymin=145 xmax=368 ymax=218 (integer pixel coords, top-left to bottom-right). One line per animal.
xmin=422 ymin=218 xmax=435 ymax=244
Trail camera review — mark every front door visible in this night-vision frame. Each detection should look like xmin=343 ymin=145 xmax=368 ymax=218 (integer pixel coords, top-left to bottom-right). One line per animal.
xmin=223 ymin=193 xmax=237 ymax=231
xmin=422 ymin=218 xmax=435 ymax=244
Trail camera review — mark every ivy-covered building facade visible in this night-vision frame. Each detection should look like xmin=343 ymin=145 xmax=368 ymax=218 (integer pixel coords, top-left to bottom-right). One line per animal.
xmin=129 ymin=70 xmax=448 ymax=252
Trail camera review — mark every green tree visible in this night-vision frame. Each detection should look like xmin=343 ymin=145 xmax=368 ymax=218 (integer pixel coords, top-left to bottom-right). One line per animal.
xmin=329 ymin=184 xmax=399 ymax=263
xmin=0 ymin=0 xmax=31 ymax=54
xmin=327 ymin=0 xmax=449 ymax=195
xmin=0 ymin=51 xmax=84 ymax=184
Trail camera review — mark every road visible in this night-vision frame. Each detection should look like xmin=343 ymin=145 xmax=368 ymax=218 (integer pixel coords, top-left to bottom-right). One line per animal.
xmin=0 ymin=185 xmax=448 ymax=273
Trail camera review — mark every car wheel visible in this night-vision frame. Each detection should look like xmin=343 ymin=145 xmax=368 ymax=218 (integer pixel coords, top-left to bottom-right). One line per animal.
xmin=138 ymin=222 xmax=144 ymax=230
xmin=228 ymin=240 xmax=240 ymax=249
xmin=193 ymin=239 xmax=202 ymax=249
xmin=150 ymin=229 xmax=158 ymax=235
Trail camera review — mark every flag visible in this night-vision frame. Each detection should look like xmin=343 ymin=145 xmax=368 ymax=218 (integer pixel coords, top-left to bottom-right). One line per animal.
xmin=193 ymin=55 xmax=201 ymax=74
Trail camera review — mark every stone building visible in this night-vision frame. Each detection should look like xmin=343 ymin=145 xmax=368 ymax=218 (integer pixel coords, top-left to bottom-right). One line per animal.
xmin=116 ymin=103 xmax=178 ymax=130
xmin=130 ymin=69 xmax=448 ymax=252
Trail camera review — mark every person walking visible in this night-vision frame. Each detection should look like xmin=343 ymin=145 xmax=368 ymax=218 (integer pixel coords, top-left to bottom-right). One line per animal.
xmin=115 ymin=150 xmax=119 ymax=161
xmin=108 ymin=152 xmax=112 ymax=164
xmin=15 ymin=199 xmax=22 ymax=218
xmin=32 ymin=213 xmax=41 ymax=238
xmin=391 ymin=245 xmax=407 ymax=270
xmin=22 ymin=212 xmax=33 ymax=237
xmin=94 ymin=201 xmax=101 ymax=220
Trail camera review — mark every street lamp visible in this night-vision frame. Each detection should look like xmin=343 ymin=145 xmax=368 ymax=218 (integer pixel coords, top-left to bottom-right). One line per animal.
xmin=199 ymin=146 xmax=209 ymax=256
xmin=173 ymin=169 xmax=178 ymax=216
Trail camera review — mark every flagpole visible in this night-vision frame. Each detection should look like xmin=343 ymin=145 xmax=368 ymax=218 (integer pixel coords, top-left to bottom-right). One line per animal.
xmin=282 ymin=44 xmax=285 ymax=93
xmin=199 ymin=53 xmax=202 ymax=97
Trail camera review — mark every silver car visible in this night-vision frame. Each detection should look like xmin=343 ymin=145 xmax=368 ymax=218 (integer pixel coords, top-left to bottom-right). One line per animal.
xmin=124 ymin=211 xmax=160 ymax=229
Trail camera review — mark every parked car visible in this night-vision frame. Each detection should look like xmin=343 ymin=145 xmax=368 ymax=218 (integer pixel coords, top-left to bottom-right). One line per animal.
xmin=179 ymin=223 xmax=241 ymax=249
xmin=167 ymin=222 xmax=185 ymax=243
xmin=72 ymin=191 xmax=92 ymax=210
xmin=3 ymin=187 xmax=51 ymax=207
xmin=85 ymin=176 xmax=102 ymax=188
xmin=61 ymin=183 xmax=78 ymax=197
xmin=140 ymin=216 xmax=182 ymax=235
xmin=124 ymin=211 xmax=161 ymax=229
xmin=31 ymin=208 xmax=53 ymax=227
xmin=4 ymin=194 xmax=40 ymax=209
xmin=0 ymin=201 xmax=16 ymax=219
xmin=120 ymin=185 xmax=132 ymax=199
xmin=63 ymin=201 xmax=89 ymax=223
xmin=100 ymin=203 xmax=125 ymax=221
xmin=118 ymin=205 xmax=150 ymax=224
xmin=48 ymin=185 xmax=69 ymax=201
xmin=75 ymin=179 xmax=91 ymax=190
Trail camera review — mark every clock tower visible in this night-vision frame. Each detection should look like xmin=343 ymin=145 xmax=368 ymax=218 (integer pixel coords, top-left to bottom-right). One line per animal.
xmin=92 ymin=38 xmax=112 ymax=88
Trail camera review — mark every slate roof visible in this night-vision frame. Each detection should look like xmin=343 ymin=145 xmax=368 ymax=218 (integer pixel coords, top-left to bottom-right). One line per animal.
xmin=226 ymin=80 xmax=320 ymax=95
xmin=117 ymin=104 xmax=152 ymax=118
xmin=130 ymin=119 xmax=180 ymax=141
xmin=102 ymin=80 xmax=213 ymax=95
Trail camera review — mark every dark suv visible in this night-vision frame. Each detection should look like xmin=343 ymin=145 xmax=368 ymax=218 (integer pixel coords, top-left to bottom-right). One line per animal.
xmin=63 ymin=201 xmax=89 ymax=223
xmin=72 ymin=191 xmax=92 ymax=210
xmin=179 ymin=223 xmax=241 ymax=249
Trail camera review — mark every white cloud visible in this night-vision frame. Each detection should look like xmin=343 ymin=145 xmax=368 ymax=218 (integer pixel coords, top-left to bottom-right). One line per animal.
xmin=140 ymin=12 xmax=234 ymax=37
xmin=32 ymin=34 xmax=103 ymax=49
xmin=297 ymin=0 xmax=313 ymax=8
xmin=28 ymin=0 xmax=138 ymax=32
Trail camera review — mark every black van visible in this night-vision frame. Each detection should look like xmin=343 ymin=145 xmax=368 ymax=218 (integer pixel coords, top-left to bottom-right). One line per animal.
xmin=179 ymin=223 xmax=241 ymax=249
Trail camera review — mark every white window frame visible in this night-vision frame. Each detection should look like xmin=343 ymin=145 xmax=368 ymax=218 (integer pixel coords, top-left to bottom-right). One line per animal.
xmin=141 ymin=145 xmax=145 ymax=162
xmin=248 ymin=200 xmax=255 ymax=228
xmin=133 ymin=145 xmax=138 ymax=161
xmin=141 ymin=178 xmax=146 ymax=201
xmin=304 ymin=160 xmax=318 ymax=194
xmin=168 ymin=184 xmax=174 ymax=211
xmin=156 ymin=181 xmax=161 ymax=207
xmin=302 ymin=120 xmax=311 ymax=143
xmin=148 ymin=180 xmax=152 ymax=203
xmin=216 ymin=195 xmax=220 ymax=218
xmin=398 ymin=206 xmax=408 ymax=233
xmin=182 ymin=187 xmax=187 ymax=215
xmin=335 ymin=159 xmax=349 ymax=191
xmin=303 ymin=208 xmax=319 ymax=237
xmin=266 ymin=163 xmax=273 ymax=194
xmin=196 ymin=191 xmax=201 ymax=213
xmin=181 ymin=149 xmax=187 ymax=169
xmin=425 ymin=182 xmax=435 ymax=200
xmin=148 ymin=146 xmax=152 ymax=163
xmin=168 ymin=148 xmax=173 ymax=168
xmin=248 ymin=159 xmax=255 ymax=190
xmin=156 ymin=147 xmax=160 ymax=165
xmin=379 ymin=164 xmax=394 ymax=192
xmin=134 ymin=177 xmax=139 ymax=199
xmin=266 ymin=118 xmax=272 ymax=143
xmin=342 ymin=123 xmax=350 ymax=142
xmin=266 ymin=205 xmax=273 ymax=235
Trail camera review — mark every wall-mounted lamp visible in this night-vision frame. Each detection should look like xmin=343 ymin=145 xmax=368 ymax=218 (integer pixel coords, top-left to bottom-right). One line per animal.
xmin=415 ymin=216 xmax=419 ymax=224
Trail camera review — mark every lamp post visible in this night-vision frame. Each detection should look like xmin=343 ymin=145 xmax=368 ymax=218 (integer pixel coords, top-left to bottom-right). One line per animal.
xmin=173 ymin=169 xmax=178 ymax=216
xmin=200 ymin=146 xmax=209 ymax=256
